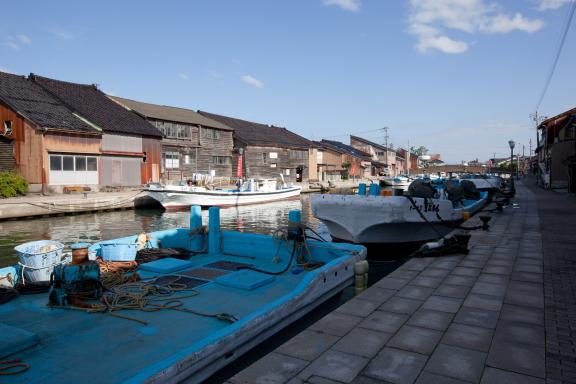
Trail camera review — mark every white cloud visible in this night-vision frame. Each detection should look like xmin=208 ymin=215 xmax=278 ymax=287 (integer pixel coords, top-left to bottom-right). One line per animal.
xmin=178 ymin=73 xmax=189 ymax=80
xmin=537 ymin=0 xmax=571 ymax=10
xmin=17 ymin=34 xmax=31 ymax=45
xmin=242 ymin=75 xmax=264 ymax=88
xmin=49 ymin=27 xmax=76 ymax=40
xmin=2 ymin=40 xmax=20 ymax=50
xmin=322 ymin=0 xmax=361 ymax=12
xmin=407 ymin=0 xmax=544 ymax=54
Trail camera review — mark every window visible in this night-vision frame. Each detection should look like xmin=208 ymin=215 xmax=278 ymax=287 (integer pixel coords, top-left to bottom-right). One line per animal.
xmin=269 ymin=152 xmax=278 ymax=159
xmin=289 ymin=150 xmax=307 ymax=160
xmin=63 ymin=156 xmax=74 ymax=171
xmin=87 ymin=157 xmax=98 ymax=171
xmin=376 ymin=151 xmax=385 ymax=156
xmin=262 ymin=153 xmax=267 ymax=164
xmin=50 ymin=156 xmax=62 ymax=171
xmin=213 ymin=156 xmax=231 ymax=165
xmin=202 ymin=127 xmax=220 ymax=140
xmin=284 ymin=169 xmax=290 ymax=175
xmin=75 ymin=157 xmax=86 ymax=171
xmin=270 ymin=163 xmax=277 ymax=168
xmin=165 ymin=152 xmax=180 ymax=169
xmin=177 ymin=124 xmax=191 ymax=140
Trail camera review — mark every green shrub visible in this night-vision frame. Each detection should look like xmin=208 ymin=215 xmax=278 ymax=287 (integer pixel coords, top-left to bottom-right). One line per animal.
xmin=0 ymin=172 xmax=28 ymax=198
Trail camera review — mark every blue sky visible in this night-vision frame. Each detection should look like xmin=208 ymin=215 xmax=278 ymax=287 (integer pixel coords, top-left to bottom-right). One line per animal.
xmin=1 ymin=0 xmax=574 ymax=162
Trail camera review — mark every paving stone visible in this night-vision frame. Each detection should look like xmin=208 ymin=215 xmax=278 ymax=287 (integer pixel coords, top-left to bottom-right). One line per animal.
xmin=358 ymin=310 xmax=409 ymax=334
xmin=504 ymin=290 xmax=544 ymax=309
xmin=229 ymin=352 xmax=308 ymax=384
xmin=483 ymin=265 xmax=512 ymax=275
xmin=424 ymin=344 xmax=486 ymax=383
xmin=480 ymin=367 xmax=544 ymax=384
xmin=410 ymin=276 xmax=444 ymax=289
xmin=336 ymin=299 xmax=378 ymax=318
xmin=362 ymin=347 xmax=427 ymax=384
xmin=333 ymin=328 xmax=392 ymax=358
xmin=510 ymin=271 xmax=543 ymax=283
xmin=379 ymin=297 xmax=423 ymax=315
xmin=500 ymin=304 xmax=544 ymax=326
xmin=415 ymin=371 xmax=471 ymax=384
xmin=396 ymin=285 xmax=435 ymax=301
xmin=387 ymin=325 xmax=443 ymax=355
xmin=407 ymin=309 xmax=454 ymax=331
xmin=307 ymin=376 xmax=344 ymax=384
xmin=463 ymin=293 xmax=503 ymax=311
xmin=452 ymin=267 xmax=481 ymax=277
xmin=388 ymin=270 xmax=419 ymax=280
xmin=494 ymin=321 xmax=545 ymax=347
xmin=486 ymin=339 xmax=545 ymax=378
xmin=349 ymin=376 xmax=383 ymax=384
xmin=434 ymin=284 xmax=470 ymax=299
xmin=310 ymin=312 xmax=364 ymax=337
xmin=486 ymin=259 xmax=514 ymax=267
xmin=513 ymin=264 xmax=543 ymax=274
xmin=374 ymin=278 xmax=410 ymax=290
xmin=403 ymin=258 xmax=434 ymax=271
xmin=470 ymin=282 xmax=507 ymax=297
xmin=356 ymin=287 xmax=396 ymax=306
xmin=443 ymin=275 xmax=476 ymax=287
xmin=419 ymin=268 xmax=451 ymax=279
xmin=298 ymin=350 xmax=369 ymax=383
xmin=476 ymin=273 xmax=509 ymax=285
xmin=508 ymin=281 xmax=543 ymax=295
xmin=458 ymin=260 xmax=486 ymax=269
xmin=421 ymin=296 xmax=462 ymax=314
xmin=453 ymin=307 xmax=499 ymax=329
xmin=276 ymin=330 xmax=340 ymax=361
xmin=441 ymin=323 xmax=494 ymax=352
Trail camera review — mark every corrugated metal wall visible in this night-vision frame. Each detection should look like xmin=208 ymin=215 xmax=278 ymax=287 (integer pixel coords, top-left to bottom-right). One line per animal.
xmin=100 ymin=156 xmax=141 ymax=186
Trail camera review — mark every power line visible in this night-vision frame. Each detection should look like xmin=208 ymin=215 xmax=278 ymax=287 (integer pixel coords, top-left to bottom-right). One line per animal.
xmin=322 ymin=128 xmax=383 ymax=139
xmin=535 ymin=0 xmax=576 ymax=112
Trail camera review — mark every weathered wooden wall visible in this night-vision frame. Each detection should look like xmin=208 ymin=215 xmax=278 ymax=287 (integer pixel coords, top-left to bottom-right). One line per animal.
xmin=142 ymin=137 xmax=161 ymax=183
xmin=240 ymin=145 xmax=309 ymax=182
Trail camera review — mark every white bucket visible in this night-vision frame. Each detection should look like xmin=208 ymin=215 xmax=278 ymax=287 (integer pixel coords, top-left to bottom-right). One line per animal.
xmin=14 ymin=240 xmax=65 ymax=283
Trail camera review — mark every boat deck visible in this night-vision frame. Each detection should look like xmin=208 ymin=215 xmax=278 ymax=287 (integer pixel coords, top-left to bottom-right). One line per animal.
xmin=0 ymin=243 xmax=360 ymax=383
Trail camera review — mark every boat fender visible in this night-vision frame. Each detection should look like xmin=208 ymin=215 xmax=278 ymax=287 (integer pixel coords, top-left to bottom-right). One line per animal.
xmin=354 ymin=261 xmax=368 ymax=295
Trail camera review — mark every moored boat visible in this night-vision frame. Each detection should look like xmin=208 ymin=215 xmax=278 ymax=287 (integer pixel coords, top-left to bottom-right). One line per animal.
xmin=145 ymin=178 xmax=302 ymax=209
xmin=0 ymin=207 xmax=365 ymax=383
xmin=311 ymin=179 xmax=488 ymax=245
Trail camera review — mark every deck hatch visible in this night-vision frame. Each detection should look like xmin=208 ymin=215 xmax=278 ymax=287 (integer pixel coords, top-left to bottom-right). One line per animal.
xmin=181 ymin=267 xmax=230 ymax=280
xmin=204 ymin=261 xmax=253 ymax=271
xmin=150 ymin=275 xmax=206 ymax=289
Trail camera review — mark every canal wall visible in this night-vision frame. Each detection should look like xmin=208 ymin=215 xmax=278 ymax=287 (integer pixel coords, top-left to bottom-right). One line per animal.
xmin=227 ymin=179 xmax=552 ymax=384
xmin=0 ymin=190 xmax=157 ymax=220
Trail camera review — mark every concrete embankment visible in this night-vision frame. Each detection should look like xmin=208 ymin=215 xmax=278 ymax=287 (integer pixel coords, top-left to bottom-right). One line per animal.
xmin=0 ymin=191 xmax=157 ymax=220
xmin=227 ymin=179 xmax=552 ymax=384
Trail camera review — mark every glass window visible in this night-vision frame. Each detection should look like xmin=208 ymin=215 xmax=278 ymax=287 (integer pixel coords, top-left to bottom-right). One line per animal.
xmin=75 ymin=156 xmax=86 ymax=171
xmin=270 ymin=163 xmax=277 ymax=168
xmin=63 ymin=156 xmax=74 ymax=171
xmin=289 ymin=150 xmax=307 ymax=160
xmin=87 ymin=157 xmax=98 ymax=171
xmin=50 ymin=155 xmax=62 ymax=171
xmin=212 ymin=156 xmax=231 ymax=165
xmin=262 ymin=153 xmax=267 ymax=164
xmin=202 ymin=127 xmax=220 ymax=139
xmin=165 ymin=152 xmax=180 ymax=169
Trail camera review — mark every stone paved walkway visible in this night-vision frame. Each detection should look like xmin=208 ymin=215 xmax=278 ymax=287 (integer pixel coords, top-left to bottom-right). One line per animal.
xmin=226 ymin=179 xmax=558 ymax=384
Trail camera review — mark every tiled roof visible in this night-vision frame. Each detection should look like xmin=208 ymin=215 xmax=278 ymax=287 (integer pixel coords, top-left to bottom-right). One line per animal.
xmin=0 ymin=71 xmax=99 ymax=133
xmin=198 ymin=111 xmax=311 ymax=149
xmin=110 ymin=96 xmax=233 ymax=131
xmin=350 ymin=135 xmax=392 ymax=152
xmin=31 ymin=75 xmax=162 ymax=137
xmin=319 ymin=139 xmax=371 ymax=159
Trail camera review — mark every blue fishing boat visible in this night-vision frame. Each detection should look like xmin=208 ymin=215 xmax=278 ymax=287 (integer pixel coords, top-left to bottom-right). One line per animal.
xmin=0 ymin=207 xmax=365 ymax=383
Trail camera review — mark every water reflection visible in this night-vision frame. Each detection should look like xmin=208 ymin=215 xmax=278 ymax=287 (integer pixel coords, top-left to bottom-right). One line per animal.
xmin=0 ymin=195 xmax=327 ymax=267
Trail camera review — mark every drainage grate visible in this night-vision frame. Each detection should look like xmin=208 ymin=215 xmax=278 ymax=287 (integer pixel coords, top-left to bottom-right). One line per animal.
xmin=204 ymin=261 xmax=253 ymax=271
xmin=151 ymin=275 xmax=206 ymax=289
xmin=182 ymin=267 xmax=230 ymax=281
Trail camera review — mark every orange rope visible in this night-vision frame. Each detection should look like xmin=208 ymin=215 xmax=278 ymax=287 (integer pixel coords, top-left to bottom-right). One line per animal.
xmin=0 ymin=359 xmax=30 ymax=375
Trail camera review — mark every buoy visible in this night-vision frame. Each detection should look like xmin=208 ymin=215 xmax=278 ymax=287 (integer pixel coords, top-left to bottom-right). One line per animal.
xmin=354 ymin=261 xmax=367 ymax=295
xmin=363 ymin=260 xmax=369 ymax=289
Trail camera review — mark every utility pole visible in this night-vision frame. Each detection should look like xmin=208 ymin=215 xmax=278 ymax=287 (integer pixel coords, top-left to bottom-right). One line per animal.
xmin=382 ymin=127 xmax=389 ymax=175
xmin=529 ymin=139 xmax=532 ymax=157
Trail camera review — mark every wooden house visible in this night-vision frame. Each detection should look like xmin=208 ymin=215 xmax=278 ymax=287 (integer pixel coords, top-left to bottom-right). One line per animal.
xmin=350 ymin=135 xmax=398 ymax=177
xmin=110 ymin=97 xmax=234 ymax=183
xmin=31 ymin=75 xmax=163 ymax=187
xmin=537 ymin=107 xmax=576 ymax=191
xmin=198 ymin=111 xmax=313 ymax=183
xmin=0 ymin=71 xmax=101 ymax=193
xmin=317 ymin=140 xmax=371 ymax=180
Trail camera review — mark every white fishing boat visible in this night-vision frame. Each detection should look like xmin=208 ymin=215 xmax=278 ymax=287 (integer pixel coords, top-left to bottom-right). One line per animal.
xmin=145 ymin=178 xmax=301 ymax=209
xmin=311 ymin=180 xmax=488 ymax=244
xmin=380 ymin=175 xmax=411 ymax=187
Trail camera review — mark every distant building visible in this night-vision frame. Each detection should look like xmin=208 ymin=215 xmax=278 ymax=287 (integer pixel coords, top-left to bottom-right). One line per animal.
xmin=31 ymin=75 xmax=162 ymax=187
xmin=537 ymin=106 xmax=576 ymax=190
xmin=317 ymin=140 xmax=371 ymax=180
xmin=350 ymin=135 xmax=402 ymax=176
xmin=198 ymin=111 xmax=313 ymax=182
xmin=0 ymin=71 xmax=102 ymax=193
xmin=110 ymin=97 xmax=234 ymax=183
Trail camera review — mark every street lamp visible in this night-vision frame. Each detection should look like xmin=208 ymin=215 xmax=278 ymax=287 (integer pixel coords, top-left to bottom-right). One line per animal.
xmin=508 ymin=140 xmax=515 ymax=179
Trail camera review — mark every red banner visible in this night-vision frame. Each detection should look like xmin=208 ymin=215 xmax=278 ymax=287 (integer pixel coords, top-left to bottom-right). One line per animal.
xmin=237 ymin=156 xmax=243 ymax=178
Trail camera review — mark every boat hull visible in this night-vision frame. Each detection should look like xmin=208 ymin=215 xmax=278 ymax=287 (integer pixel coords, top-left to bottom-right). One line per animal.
xmin=312 ymin=194 xmax=487 ymax=244
xmin=146 ymin=186 xmax=302 ymax=209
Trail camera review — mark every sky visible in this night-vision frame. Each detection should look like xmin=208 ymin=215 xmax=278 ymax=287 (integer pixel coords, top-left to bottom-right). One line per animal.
xmin=1 ymin=0 xmax=574 ymax=163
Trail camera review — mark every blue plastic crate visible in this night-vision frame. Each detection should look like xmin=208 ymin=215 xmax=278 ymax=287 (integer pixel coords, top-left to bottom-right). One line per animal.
xmin=100 ymin=243 xmax=138 ymax=262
